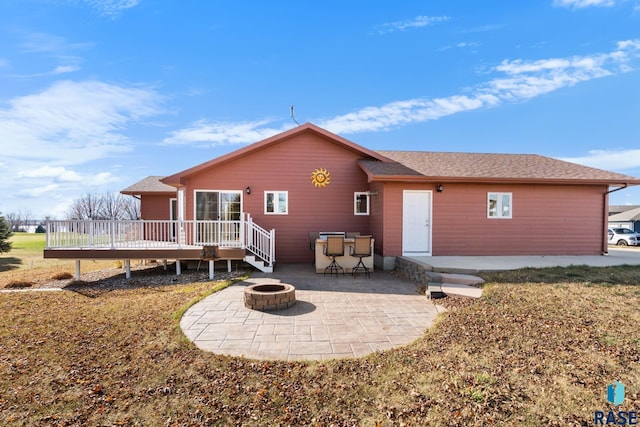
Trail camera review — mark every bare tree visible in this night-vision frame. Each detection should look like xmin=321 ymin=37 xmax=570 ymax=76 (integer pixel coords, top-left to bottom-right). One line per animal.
xmin=4 ymin=212 xmax=19 ymax=232
xmin=19 ymin=209 xmax=33 ymax=230
xmin=120 ymin=196 xmax=141 ymax=220
xmin=66 ymin=192 xmax=141 ymax=220
xmin=101 ymin=192 xmax=123 ymax=220
xmin=67 ymin=193 xmax=105 ymax=220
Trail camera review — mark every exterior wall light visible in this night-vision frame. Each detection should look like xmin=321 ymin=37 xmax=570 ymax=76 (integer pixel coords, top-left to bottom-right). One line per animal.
xmin=437 ymin=184 xmax=444 ymax=193
xmin=245 ymin=186 xmax=251 ymax=195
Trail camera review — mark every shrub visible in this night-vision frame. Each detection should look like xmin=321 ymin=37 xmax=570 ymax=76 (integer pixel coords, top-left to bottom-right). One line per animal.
xmin=5 ymin=280 xmax=34 ymax=289
xmin=51 ymin=272 xmax=74 ymax=280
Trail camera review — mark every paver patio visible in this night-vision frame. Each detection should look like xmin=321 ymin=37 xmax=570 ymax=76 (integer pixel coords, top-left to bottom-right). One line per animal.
xmin=180 ymin=264 xmax=445 ymax=361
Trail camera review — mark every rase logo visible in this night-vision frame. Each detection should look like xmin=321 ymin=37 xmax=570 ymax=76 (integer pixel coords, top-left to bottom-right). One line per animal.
xmin=609 ymin=382 xmax=626 ymax=407
xmin=594 ymin=381 xmax=638 ymax=426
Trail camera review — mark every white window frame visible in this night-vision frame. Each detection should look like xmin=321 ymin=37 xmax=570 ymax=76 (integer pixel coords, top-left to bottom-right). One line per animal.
xmin=264 ymin=191 xmax=288 ymax=215
xmin=194 ymin=189 xmax=242 ymax=221
xmin=354 ymin=192 xmax=370 ymax=216
xmin=487 ymin=192 xmax=512 ymax=219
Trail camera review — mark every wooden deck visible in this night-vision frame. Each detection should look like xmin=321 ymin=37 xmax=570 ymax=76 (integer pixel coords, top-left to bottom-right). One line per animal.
xmin=43 ymin=246 xmax=248 ymax=280
xmin=43 ymin=247 xmax=204 ymax=260
xmin=43 ymin=245 xmax=247 ymax=261
xmin=44 ymin=218 xmax=274 ymax=276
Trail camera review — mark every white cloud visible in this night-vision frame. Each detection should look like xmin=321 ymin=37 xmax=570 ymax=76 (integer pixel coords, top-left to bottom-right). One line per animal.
xmin=375 ymin=15 xmax=450 ymax=35
xmin=162 ymin=39 xmax=640 ymax=145
xmin=321 ymin=39 xmax=640 ymax=134
xmin=20 ymin=32 xmax=93 ymax=54
xmin=17 ymin=184 xmax=60 ymax=198
xmin=163 ymin=119 xmax=293 ymax=146
xmin=560 ymin=149 xmax=640 ymax=171
xmin=439 ymin=41 xmax=482 ymax=51
xmin=58 ymin=0 xmax=141 ymax=17
xmin=4 ymin=165 xmax=125 ymax=217
xmin=12 ymin=33 xmax=84 ymax=77
xmin=18 ymin=166 xmax=82 ymax=182
xmin=11 ymin=64 xmax=81 ymax=78
xmin=553 ymin=0 xmax=616 ymax=7
xmin=88 ymin=0 xmax=140 ymax=16
xmin=53 ymin=65 xmax=80 ymax=74
xmin=320 ymin=95 xmax=499 ymax=134
xmin=0 ymin=79 xmax=164 ymax=165
xmin=0 ymin=79 xmax=161 ymax=217
xmin=88 ymin=172 xmax=119 ymax=186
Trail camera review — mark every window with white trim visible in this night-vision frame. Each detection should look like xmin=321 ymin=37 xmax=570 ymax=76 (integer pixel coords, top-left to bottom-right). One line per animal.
xmin=487 ymin=192 xmax=512 ymax=218
xmin=264 ymin=191 xmax=288 ymax=214
xmin=354 ymin=192 xmax=369 ymax=215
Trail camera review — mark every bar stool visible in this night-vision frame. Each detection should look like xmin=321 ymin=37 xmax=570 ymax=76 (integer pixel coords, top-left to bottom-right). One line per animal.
xmin=350 ymin=235 xmax=372 ymax=278
xmin=323 ymin=235 xmax=345 ymax=277
xmin=308 ymin=231 xmax=319 ymax=265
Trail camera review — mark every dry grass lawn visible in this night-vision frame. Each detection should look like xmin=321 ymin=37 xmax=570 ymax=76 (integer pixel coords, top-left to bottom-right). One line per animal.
xmin=0 ymin=233 xmax=114 ymax=288
xmin=1 ymin=246 xmax=639 ymax=425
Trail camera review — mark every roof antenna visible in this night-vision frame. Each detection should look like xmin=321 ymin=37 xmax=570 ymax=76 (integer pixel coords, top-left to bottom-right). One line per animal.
xmin=290 ymin=104 xmax=300 ymax=126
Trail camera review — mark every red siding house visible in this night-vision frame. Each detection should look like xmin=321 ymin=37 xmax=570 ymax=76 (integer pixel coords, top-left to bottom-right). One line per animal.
xmin=122 ymin=123 xmax=640 ymax=269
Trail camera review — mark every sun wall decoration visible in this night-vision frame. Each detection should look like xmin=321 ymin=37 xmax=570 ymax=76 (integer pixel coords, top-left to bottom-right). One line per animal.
xmin=311 ymin=168 xmax=331 ymax=188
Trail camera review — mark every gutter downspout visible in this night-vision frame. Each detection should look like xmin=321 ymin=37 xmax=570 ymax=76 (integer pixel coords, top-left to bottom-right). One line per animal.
xmin=602 ymin=184 xmax=628 ymax=255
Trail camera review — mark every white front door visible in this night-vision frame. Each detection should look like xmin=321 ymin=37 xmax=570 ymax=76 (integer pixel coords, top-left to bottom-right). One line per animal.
xmin=402 ymin=190 xmax=432 ymax=256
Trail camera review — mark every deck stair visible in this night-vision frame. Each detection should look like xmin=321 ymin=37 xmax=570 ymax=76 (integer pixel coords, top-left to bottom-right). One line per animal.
xmin=243 ymin=254 xmax=274 ymax=273
xmin=244 ymin=255 xmax=273 ymax=273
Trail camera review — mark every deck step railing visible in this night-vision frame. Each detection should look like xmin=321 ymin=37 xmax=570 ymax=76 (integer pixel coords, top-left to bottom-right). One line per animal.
xmin=245 ymin=214 xmax=275 ymax=267
xmin=45 ymin=216 xmax=275 ymax=266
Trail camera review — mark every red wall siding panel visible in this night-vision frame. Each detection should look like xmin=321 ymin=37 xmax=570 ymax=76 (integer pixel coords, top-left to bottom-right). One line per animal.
xmin=431 ymin=183 xmax=606 ymax=255
xmin=184 ymin=133 xmax=374 ymax=262
xmin=379 ymin=182 xmax=606 ymax=256
xmin=140 ymin=195 xmax=172 ymax=220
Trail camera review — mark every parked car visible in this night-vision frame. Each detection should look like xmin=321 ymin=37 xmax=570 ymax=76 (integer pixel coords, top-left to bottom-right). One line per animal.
xmin=607 ymin=228 xmax=640 ymax=246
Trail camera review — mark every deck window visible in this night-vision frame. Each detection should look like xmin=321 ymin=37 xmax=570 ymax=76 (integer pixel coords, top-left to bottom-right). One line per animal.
xmin=194 ymin=190 xmax=242 ymax=244
xmin=354 ymin=192 xmax=369 ymax=215
xmin=488 ymin=192 xmax=512 ymax=219
xmin=265 ymin=191 xmax=288 ymax=214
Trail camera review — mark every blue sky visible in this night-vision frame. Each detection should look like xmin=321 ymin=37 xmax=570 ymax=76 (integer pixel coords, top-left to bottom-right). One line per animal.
xmin=1 ymin=0 xmax=640 ymax=218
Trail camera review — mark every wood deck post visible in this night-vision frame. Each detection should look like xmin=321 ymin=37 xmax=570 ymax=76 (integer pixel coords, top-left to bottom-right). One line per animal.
xmin=125 ymin=259 xmax=131 ymax=279
xmin=75 ymin=260 xmax=81 ymax=280
xmin=209 ymin=260 xmax=215 ymax=280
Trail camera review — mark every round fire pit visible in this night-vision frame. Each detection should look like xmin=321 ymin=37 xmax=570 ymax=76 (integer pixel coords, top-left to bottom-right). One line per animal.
xmin=244 ymin=283 xmax=296 ymax=311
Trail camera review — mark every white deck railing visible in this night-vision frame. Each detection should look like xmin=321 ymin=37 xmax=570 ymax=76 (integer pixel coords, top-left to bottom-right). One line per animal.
xmin=245 ymin=214 xmax=275 ymax=267
xmin=45 ymin=214 xmax=275 ymax=266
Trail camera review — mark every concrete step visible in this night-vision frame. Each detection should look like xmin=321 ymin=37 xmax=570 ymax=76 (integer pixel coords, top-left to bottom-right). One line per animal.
xmin=440 ymin=282 xmax=483 ymax=298
xmin=427 ymin=273 xmax=484 ymax=299
xmin=441 ymin=272 xmax=484 ymax=286
xmin=427 ymin=281 xmax=483 ymax=299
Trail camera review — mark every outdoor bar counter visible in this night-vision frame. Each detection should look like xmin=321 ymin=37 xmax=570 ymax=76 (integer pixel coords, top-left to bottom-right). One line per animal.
xmin=314 ymin=236 xmax=374 ymax=274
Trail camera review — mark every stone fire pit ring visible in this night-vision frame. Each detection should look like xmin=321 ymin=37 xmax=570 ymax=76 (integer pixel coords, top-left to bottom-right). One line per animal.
xmin=244 ymin=283 xmax=296 ymax=311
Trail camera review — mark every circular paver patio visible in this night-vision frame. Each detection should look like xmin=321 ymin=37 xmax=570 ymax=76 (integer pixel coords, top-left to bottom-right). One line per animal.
xmin=180 ymin=265 xmax=444 ymax=361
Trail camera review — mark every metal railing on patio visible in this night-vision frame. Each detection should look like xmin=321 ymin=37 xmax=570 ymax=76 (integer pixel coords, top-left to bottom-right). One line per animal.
xmin=45 ymin=214 xmax=275 ymax=266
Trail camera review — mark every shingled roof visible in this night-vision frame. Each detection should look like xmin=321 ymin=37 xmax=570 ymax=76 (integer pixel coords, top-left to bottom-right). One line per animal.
xmin=121 ymin=176 xmax=176 ymax=195
xmin=358 ymin=151 xmax=640 ymax=185
xmin=608 ymin=206 xmax=640 ymax=222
